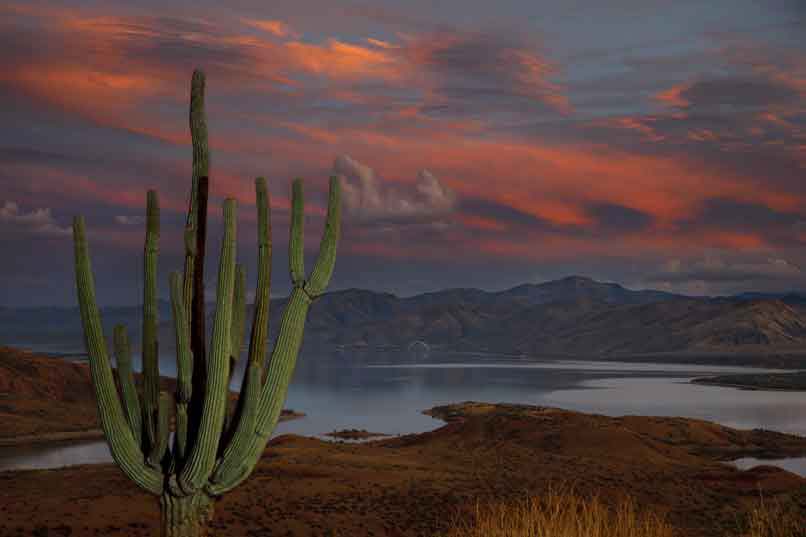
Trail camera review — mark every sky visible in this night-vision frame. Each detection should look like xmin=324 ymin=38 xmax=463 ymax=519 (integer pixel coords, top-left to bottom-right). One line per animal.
xmin=1 ymin=0 xmax=805 ymax=306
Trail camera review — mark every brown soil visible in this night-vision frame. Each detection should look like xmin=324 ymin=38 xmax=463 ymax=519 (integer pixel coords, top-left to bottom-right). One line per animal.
xmin=1 ymin=402 xmax=804 ymax=537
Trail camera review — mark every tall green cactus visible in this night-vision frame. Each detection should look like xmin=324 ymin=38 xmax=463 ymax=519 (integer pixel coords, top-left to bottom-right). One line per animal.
xmin=72 ymin=69 xmax=341 ymax=536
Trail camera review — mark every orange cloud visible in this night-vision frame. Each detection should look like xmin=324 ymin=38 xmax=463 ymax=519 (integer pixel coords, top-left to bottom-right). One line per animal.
xmin=504 ymin=49 xmax=571 ymax=113
xmin=609 ymin=117 xmax=665 ymax=142
xmin=366 ymin=38 xmax=398 ymax=49
xmin=3 ymin=65 xmax=171 ymax=121
xmin=460 ymin=215 xmax=508 ymax=232
xmin=654 ymin=83 xmax=691 ymax=109
xmin=5 ymin=7 xmax=802 ymax=270
xmin=242 ymin=18 xmax=297 ymax=38
xmin=283 ymin=38 xmax=405 ymax=81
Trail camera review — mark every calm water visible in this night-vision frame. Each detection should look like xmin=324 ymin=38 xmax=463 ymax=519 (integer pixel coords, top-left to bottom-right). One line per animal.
xmin=2 ymin=352 xmax=805 ymax=476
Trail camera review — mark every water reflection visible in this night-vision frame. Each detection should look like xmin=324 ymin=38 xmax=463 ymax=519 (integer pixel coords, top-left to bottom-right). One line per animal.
xmin=544 ymin=377 xmax=806 ymax=436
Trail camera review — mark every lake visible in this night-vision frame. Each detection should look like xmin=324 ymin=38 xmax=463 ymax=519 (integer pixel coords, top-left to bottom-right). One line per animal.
xmin=1 ymin=352 xmax=805 ymax=476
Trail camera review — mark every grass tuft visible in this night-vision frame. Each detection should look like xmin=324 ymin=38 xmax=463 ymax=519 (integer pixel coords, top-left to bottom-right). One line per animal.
xmin=442 ymin=489 xmax=675 ymax=537
xmin=742 ymin=495 xmax=804 ymax=537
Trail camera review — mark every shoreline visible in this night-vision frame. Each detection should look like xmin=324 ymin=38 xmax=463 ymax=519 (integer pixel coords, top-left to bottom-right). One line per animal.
xmin=691 ymin=371 xmax=806 ymax=392
xmin=334 ymin=345 xmax=806 ymax=370
xmin=0 ymin=429 xmax=105 ymax=448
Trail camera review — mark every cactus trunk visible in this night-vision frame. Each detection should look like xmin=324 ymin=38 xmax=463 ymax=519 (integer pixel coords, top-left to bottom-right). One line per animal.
xmin=160 ymin=492 xmax=214 ymax=537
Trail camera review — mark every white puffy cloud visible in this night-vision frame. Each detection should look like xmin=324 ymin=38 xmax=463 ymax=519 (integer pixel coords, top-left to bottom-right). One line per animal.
xmin=333 ymin=154 xmax=456 ymax=222
xmin=0 ymin=201 xmax=70 ymax=237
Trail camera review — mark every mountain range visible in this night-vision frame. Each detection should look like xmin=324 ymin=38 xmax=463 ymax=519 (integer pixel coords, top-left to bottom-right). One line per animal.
xmin=4 ymin=276 xmax=806 ymax=356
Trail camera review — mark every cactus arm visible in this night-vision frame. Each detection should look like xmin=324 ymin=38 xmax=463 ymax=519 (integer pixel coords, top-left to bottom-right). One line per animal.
xmin=187 ymin=70 xmax=210 ymax=445
xmin=304 ymin=176 xmax=341 ymax=298
xmin=179 ymin=199 xmax=237 ymax=494
xmin=73 ymin=216 xmax=164 ymax=495
xmin=188 ymin=176 xmax=209 ymax=438
xmin=210 ymin=177 xmax=340 ymax=494
xmin=258 ymin=177 xmax=341 ymax=415
xmin=179 ymin=184 xmax=197 ymax=461
xmin=222 ymin=263 xmax=246 ymax=437
xmin=209 ymin=177 xmax=272 ymax=489
xmin=142 ymin=190 xmax=161 ymax=452
xmin=149 ymin=391 xmax=173 ymax=468
xmin=248 ymin=177 xmax=272 ymax=372
xmin=230 ymin=263 xmax=247 ymax=366
xmin=169 ymin=272 xmax=192 ymax=460
xmin=258 ymin=178 xmax=341 ymax=410
xmin=190 ymin=69 xmax=209 ymax=182
xmin=208 ymin=287 xmax=310 ymax=494
xmin=182 ymin=185 xmax=198 ymax=321
xmin=113 ymin=324 xmax=142 ymax=447
xmin=289 ymin=179 xmax=305 ymax=286
xmin=206 ymin=361 xmax=263 ymax=494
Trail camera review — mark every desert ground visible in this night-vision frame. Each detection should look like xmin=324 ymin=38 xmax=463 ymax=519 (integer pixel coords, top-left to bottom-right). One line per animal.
xmin=1 ymin=347 xmax=805 ymax=536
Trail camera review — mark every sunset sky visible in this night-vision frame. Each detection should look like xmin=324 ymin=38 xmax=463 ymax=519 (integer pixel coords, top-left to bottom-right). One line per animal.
xmin=1 ymin=1 xmax=805 ymax=306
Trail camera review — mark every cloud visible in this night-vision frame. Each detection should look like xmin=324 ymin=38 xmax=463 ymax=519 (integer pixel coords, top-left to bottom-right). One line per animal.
xmin=586 ymin=203 xmax=654 ymax=233
xmin=241 ymin=18 xmax=298 ymax=38
xmin=403 ymin=29 xmax=570 ymax=115
xmin=114 ymin=215 xmax=145 ymax=226
xmin=655 ymin=77 xmax=800 ymax=112
xmin=0 ymin=7 xmax=570 ymax=130
xmin=0 ymin=201 xmax=70 ymax=237
xmin=650 ymin=252 xmax=801 ymax=287
xmin=334 ymin=154 xmax=456 ymax=223
xmin=672 ymin=198 xmax=806 ymax=249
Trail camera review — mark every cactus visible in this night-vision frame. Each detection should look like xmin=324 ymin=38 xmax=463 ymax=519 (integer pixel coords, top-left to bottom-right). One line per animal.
xmin=72 ymin=69 xmax=341 ymax=536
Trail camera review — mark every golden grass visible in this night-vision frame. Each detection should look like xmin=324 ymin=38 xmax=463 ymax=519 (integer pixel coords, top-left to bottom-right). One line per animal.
xmin=442 ymin=489 xmax=676 ymax=537
xmin=742 ymin=496 xmax=805 ymax=537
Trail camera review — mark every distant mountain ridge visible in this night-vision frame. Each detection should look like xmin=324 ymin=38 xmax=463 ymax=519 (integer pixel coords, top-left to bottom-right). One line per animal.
xmin=4 ymin=276 xmax=806 ymax=356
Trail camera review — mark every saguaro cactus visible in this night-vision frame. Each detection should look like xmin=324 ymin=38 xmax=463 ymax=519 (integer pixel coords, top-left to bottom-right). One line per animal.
xmin=72 ymin=69 xmax=341 ymax=536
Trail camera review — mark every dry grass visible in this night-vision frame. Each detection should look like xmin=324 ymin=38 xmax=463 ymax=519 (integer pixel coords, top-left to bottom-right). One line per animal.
xmin=442 ymin=489 xmax=676 ymax=537
xmin=742 ymin=496 xmax=805 ymax=537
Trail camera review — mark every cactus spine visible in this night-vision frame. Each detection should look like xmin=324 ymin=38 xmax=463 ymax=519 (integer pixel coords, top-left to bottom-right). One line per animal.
xmin=72 ymin=70 xmax=341 ymax=536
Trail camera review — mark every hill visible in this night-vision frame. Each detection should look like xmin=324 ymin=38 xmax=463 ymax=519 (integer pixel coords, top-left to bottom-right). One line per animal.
xmin=0 ymin=346 xmax=99 ymax=439
xmin=4 ymin=276 xmax=806 ymax=357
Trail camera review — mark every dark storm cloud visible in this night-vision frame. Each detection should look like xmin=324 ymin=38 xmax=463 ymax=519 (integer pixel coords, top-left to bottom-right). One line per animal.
xmin=79 ymin=16 xmax=276 ymax=81
xmin=674 ymin=198 xmax=806 ymax=248
xmin=458 ymin=198 xmax=554 ymax=231
xmin=695 ymin=198 xmax=800 ymax=231
xmin=672 ymin=77 xmax=800 ymax=111
xmin=585 ymin=203 xmax=654 ymax=233
xmin=404 ymin=28 xmax=570 ymax=117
